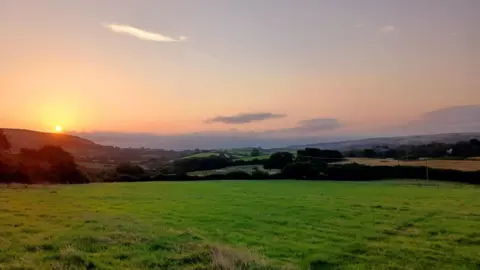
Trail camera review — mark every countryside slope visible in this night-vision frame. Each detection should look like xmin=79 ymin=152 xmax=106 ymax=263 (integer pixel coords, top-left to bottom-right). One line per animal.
xmin=288 ymin=132 xmax=480 ymax=151
xmin=3 ymin=128 xmax=480 ymax=153
xmin=2 ymin=128 xmax=100 ymax=152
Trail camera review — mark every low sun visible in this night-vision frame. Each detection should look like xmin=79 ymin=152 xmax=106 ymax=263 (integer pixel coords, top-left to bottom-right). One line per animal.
xmin=55 ymin=125 xmax=63 ymax=132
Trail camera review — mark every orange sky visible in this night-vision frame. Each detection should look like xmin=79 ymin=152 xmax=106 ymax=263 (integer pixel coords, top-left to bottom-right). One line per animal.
xmin=1 ymin=1 xmax=479 ymax=136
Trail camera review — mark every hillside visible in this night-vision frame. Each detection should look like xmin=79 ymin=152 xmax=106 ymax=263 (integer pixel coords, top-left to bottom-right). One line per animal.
xmin=2 ymin=128 xmax=100 ymax=152
xmin=288 ymin=132 xmax=480 ymax=151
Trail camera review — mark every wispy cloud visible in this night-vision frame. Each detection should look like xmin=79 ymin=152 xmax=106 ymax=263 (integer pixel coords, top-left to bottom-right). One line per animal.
xmin=380 ymin=25 xmax=396 ymax=34
xmin=355 ymin=23 xmax=365 ymax=28
xmin=103 ymin=23 xmax=187 ymax=42
xmin=206 ymin=112 xmax=286 ymax=124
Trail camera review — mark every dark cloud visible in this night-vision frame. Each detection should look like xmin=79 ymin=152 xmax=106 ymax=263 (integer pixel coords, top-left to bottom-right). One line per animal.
xmin=419 ymin=105 xmax=480 ymax=125
xmin=370 ymin=105 xmax=480 ymax=136
xmin=205 ymin=112 xmax=286 ymax=124
xmin=403 ymin=105 xmax=480 ymax=134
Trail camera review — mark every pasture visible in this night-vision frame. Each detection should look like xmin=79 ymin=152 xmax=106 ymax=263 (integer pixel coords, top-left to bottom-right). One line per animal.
xmin=343 ymin=158 xmax=480 ymax=171
xmin=187 ymin=165 xmax=280 ymax=177
xmin=0 ymin=181 xmax=479 ymax=269
xmin=182 ymin=152 xmax=221 ymax=159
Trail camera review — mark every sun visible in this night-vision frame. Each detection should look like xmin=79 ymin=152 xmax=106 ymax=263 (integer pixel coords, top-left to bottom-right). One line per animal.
xmin=55 ymin=125 xmax=63 ymax=132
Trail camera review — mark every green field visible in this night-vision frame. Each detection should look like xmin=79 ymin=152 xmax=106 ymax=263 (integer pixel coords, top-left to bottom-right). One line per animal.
xmin=1 ymin=181 xmax=479 ymax=269
xmin=182 ymin=152 xmax=221 ymax=159
xmin=238 ymin=154 xmax=271 ymax=161
xmin=187 ymin=165 xmax=280 ymax=177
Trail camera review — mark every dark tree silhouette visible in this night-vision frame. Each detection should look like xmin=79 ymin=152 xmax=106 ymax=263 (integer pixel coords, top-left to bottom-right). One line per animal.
xmin=297 ymin=148 xmax=344 ymax=163
xmin=116 ymin=163 xmax=145 ymax=176
xmin=363 ymin=149 xmax=377 ymax=158
xmin=250 ymin=148 xmax=261 ymax=157
xmin=264 ymin=152 xmax=294 ymax=169
xmin=0 ymin=130 xmax=11 ymax=152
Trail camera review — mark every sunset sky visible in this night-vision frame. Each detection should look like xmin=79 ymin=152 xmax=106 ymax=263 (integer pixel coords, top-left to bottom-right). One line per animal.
xmin=2 ymin=0 xmax=479 ymax=147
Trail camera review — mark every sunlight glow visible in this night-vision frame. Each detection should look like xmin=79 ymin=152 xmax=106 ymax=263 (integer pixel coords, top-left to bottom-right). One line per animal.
xmin=55 ymin=125 xmax=63 ymax=132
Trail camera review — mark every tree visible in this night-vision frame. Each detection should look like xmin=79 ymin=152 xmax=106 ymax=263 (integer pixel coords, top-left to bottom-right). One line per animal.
xmin=282 ymin=161 xmax=326 ymax=179
xmin=116 ymin=163 xmax=145 ymax=176
xmin=363 ymin=149 xmax=377 ymax=158
xmin=264 ymin=152 xmax=294 ymax=169
xmin=470 ymin=139 xmax=480 ymax=147
xmin=297 ymin=148 xmax=344 ymax=163
xmin=0 ymin=130 xmax=11 ymax=152
xmin=250 ymin=148 xmax=261 ymax=157
xmin=37 ymin=145 xmax=75 ymax=165
xmin=172 ymin=155 xmax=232 ymax=174
xmin=34 ymin=146 xmax=87 ymax=184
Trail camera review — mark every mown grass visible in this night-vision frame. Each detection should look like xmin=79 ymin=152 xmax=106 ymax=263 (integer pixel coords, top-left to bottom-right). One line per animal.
xmin=0 ymin=181 xmax=479 ymax=269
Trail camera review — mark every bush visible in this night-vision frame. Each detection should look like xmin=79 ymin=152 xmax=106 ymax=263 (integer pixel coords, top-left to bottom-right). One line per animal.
xmin=173 ymin=156 xmax=232 ymax=174
xmin=297 ymin=148 xmax=344 ymax=162
xmin=0 ymin=146 xmax=90 ymax=184
xmin=223 ymin=171 xmax=252 ymax=180
xmin=250 ymin=148 xmax=261 ymax=157
xmin=264 ymin=152 xmax=294 ymax=169
xmin=0 ymin=130 xmax=11 ymax=152
xmin=251 ymin=167 xmax=269 ymax=179
xmin=116 ymin=163 xmax=145 ymax=176
xmin=281 ymin=162 xmax=326 ymax=179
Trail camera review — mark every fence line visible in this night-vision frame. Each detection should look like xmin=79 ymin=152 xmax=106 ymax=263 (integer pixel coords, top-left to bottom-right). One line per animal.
xmin=300 ymin=156 xmax=480 ymax=180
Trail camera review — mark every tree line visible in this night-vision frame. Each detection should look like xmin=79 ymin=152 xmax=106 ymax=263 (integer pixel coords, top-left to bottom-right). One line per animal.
xmin=0 ymin=130 xmax=89 ymax=184
xmin=1 ymin=129 xmax=480 ymax=185
xmin=346 ymin=139 xmax=480 ymax=159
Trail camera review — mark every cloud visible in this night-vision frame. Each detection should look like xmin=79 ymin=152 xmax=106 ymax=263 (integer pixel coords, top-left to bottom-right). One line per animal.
xmin=409 ymin=105 xmax=480 ymax=131
xmin=205 ymin=113 xmax=286 ymax=124
xmin=293 ymin=118 xmax=343 ymax=132
xmin=380 ymin=25 xmax=396 ymax=34
xmin=103 ymin=23 xmax=187 ymax=42
xmin=376 ymin=105 xmax=480 ymax=136
xmin=355 ymin=24 xmax=365 ymax=28
xmin=268 ymin=118 xmax=343 ymax=134
xmin=68 ymin=118 xmax=346 ymax=149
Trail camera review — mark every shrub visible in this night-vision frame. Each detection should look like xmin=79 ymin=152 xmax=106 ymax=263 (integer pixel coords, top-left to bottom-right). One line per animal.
xmin=264 ymin=152 xmax=294 ymax=169
xmin=282 ymin=162 xmax=326 ymax=179
xmin=0 ymin=130 xmax=11 ymax=152
xmin=116 ymin=163 xmax=145 ymax=176
xmin=251 ymin=167 xmax=269 ymax=179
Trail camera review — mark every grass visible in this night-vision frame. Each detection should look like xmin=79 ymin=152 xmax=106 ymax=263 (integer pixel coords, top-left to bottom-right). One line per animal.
xmin=182 ymin=152 xmax=221 ymax=159
xmin=238 ymin=154 xmax=271 ymax=161
xmin=340 ymin=158 xmax=480 ymax=171
xmin=0 ymin=181 xmax=479 ymax=269
xmin=187 ymin=165 xmax=280 ymax=177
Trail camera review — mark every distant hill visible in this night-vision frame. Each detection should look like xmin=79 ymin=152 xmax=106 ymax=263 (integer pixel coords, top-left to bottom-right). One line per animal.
xmin=288 ymin=133 xmax=480 ymax=151
xmin=1 ymin=128 xmax=100 ymax=152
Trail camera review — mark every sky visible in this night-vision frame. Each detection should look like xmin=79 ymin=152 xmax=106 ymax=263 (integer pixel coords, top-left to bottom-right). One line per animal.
xmin=1 ymin=0 xmax=480 ymax=148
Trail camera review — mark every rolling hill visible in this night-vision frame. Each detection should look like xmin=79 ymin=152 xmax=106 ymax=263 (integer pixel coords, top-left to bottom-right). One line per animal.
xmin=1 ymin=128 xmax=100 ymax=152
xmin=288 ymin=132 xmax=480 ymax=151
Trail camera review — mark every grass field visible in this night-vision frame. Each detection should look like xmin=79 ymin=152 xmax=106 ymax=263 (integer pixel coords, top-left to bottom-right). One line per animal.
xmin=341 ymin=158 xmax=480 ymax=171
xmin=182 ymin=152 xmax=221 ymax=159
xmin=187 ymin=165 xmax=280 ymax=177
xmin=1 ymin=181 xmax=479 ymax=269
xmin=237 ymin=154 xmax=271 ymax=161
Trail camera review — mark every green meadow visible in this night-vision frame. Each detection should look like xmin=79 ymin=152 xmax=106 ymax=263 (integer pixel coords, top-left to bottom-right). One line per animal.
xmin=0 ymin=180 xmax=479 ymax=269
